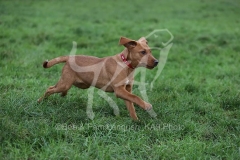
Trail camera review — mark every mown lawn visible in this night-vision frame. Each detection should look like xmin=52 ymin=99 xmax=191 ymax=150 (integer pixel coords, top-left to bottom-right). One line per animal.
xmin=0 ymin=0 xmax=240 ymax=159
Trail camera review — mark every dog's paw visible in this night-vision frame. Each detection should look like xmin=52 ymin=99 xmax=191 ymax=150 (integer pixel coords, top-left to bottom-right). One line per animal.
xmin=130 ymin=114 xmax=139 ymax=121
xmin=132 ymin=118 xmax=140 ymax=122
xmin=37 ymin=98 xmax=42 ymax=103
xmin=144 ymin=102 xmax=152 ymax=110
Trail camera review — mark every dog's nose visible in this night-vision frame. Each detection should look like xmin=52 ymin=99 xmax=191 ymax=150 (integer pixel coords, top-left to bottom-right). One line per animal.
xmin=154 ymin=60 xmax=159 ymax=66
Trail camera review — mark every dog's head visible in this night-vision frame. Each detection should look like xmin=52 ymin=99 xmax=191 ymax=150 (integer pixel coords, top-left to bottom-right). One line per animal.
xmin=119 ymin=36 xmax=158 ymax=69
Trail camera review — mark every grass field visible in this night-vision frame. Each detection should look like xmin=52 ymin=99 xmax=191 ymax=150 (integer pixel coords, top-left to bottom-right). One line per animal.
xmin=0 ymin=0 xmax=240 ymax=159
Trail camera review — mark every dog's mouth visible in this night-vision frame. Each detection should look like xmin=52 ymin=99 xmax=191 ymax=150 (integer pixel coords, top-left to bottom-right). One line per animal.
xmin=146 ymin=65 xmax=155 ymax=69
xmin=137 ymin=61 xmax=156 ymax=69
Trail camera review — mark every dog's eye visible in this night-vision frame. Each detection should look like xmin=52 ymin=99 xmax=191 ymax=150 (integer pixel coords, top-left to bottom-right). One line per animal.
xmin=141 ymin=50 xmax=146 ymax=55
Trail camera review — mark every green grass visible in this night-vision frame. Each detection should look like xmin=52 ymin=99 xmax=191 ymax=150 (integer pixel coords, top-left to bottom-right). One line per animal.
xmin=1 ymin=0 xmax=240 ymax=159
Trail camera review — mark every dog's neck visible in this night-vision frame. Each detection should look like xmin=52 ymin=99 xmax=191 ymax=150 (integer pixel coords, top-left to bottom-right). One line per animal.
xmin=120 ymin=49 xmax=134 ymax=69
xmin=120 ymin=48 xmax=137 ymax=69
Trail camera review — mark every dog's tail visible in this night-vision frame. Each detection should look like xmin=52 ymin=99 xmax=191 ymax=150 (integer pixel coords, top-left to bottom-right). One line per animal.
xmin=43 ymin=56 xmax=69 ymax=68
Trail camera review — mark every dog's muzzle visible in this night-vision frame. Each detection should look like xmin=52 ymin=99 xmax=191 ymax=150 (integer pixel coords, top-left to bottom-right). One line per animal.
xmin=154 ymin=60 xmax=159 ymax=67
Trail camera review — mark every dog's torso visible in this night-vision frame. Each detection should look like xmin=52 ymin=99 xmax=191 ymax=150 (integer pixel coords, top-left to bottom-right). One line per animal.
xmin=66 ymin=55 xmax=134 ymax=92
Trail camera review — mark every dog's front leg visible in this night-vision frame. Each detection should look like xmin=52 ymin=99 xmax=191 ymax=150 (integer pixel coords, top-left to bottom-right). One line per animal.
xmin=114 ymin=85 xmax=152 ymax=111
xmin=124 ymin=85 xmax=138 ymax=120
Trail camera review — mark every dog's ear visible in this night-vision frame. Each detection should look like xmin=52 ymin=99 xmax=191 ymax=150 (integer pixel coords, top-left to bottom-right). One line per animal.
xmin=119 ymin=37 xmax=137 ymax=49
xmin=138 ymin=37 xmax=148 ymax=44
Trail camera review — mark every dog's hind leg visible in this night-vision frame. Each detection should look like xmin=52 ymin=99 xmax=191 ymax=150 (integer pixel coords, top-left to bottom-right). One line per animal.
xmin=38 ymin=80 xmax=72 ymax=102
xmin=61 ymin=90 xmax=68 ymax=97
xmin=38 ymin=66 xmax=75 ymax=102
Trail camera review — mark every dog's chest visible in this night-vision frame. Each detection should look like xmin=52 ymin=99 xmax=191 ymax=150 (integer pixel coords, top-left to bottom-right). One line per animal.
xmin=125 ymin=79 xmax=130 ymax=85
